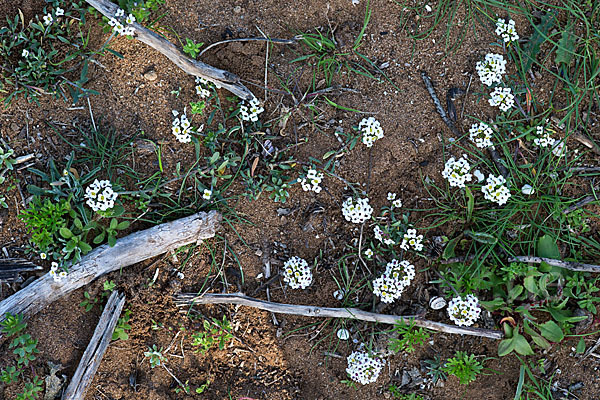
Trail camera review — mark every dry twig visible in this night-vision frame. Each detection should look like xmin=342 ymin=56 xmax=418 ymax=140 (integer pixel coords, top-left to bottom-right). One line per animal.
xmin=175 ymin=292 xmax=504 ymax=339
xmin=509 ymin=256 xmax=600 ymax=273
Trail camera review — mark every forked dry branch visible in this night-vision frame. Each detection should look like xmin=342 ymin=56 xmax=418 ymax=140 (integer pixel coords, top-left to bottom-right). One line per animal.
xmin=175 ymin=292 xmax=504 ymax=339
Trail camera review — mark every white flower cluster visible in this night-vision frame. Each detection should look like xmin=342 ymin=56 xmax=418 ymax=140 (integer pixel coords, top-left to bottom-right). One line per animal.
xmin=469 ymin=122 xmax=494 ymax=148
xmin=481 ymin=174 xmax=511 ymax=205
xmin=49 ymin=262 xmax=66 ymax=283
xmin=299 ymin=169 xmax=323 ymax=193
xmin=447 ymin=294 xmax=482 ymax=327
xmin=240 ymin=98 xmax=264 ymax=122
xmin=374 ymin=225 xmax=395 ymax=246
xmin=282 ymin=256 xmax=312 ymax=289
xmin=387 ymin=192 xmax=402 ymax=208
xmin=346 ymin=351 xmax=385 ymax=385
xmin=475 ymin=53 xmax=506 ymax=86
xmin=400 ymin=229 xmax=424 ymax=252
xmin=342 ymin=197 xmax=373 ymax=224
xmin=533 ymin=126 xmax=554 ymax=148
xmin=85 ymin=179 xmax=118 ymax=212
xmin=442 ymin=156 xmax=472 ymax=188
xmin=108 ymin=8 xmax=136 ymax=36
xmin=489 ymin=87 xmax=515 ymax=112
xmin=495 ymin=18 xmax=519 ymax=44
xmin=358 ymin=117 xmax=384 ymax=147
xmin=372 ymin=259 xmax=416 ymax=303
xmin=172 ymin=110 xmax=192 ymax=143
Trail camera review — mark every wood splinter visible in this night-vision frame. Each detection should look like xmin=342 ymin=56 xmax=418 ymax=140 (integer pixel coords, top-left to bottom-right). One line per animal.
xmin=175 ymin=292 xmax=504 ymax=340
xmin=62 ymin=291 xmax=126 ymax=400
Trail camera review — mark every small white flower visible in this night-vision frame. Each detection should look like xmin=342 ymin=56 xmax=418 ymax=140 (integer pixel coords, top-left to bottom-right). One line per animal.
xmin=481 ymin=174 xmax=511 ymax=205
xmin=399 ymin=228 xmax=424 ymax=252
xmin=115 ymin=8 xmax=125 ymax=17
xmin=342 ymin=197 xmax=373 ymax=224
xmin=55 ymin=7 xmax=65 ymax=16
xmin=469 ymin=122 xmax=494 ymax=148
xmin=392 ymin=199 xmax=402 ymax=208
xmin=85 ymin=179 xmax=118 ymax=212
xmin=346 ymin=350 xmax=385 ymax=385
xmin=239 ymin=98 xmax=264 ymax=122
xmin=533 ymin=126 xmax=556 ymax=148
xmin=40 ymin=252 xmax=47 ymax=260
xmin=372 ymin=259 xmax=416 ymax=303
xmin=358 ymin=117 xmax=384 ymax=147
xmin=442 ymin=156 xmax=472 ymax=188
xmin=22 ymin=49 xmax=30 ymax=57
xmin=521 ymin=184 xmax=535 ymax=195
xmin=447 ymin=295 xmax=481 ymax=327
xmin=489 ymin=87 xmax=515 ymax=112
xmin=387 ymin=192 xmax=397 ymax=201
xmin=125 ymin=13 xmax=136 ymax=24
xmin=202 ymin=189 xmax=212 ymax=200
xmin=171 ymin=110 xmax=192 ymax=143
xmin=495 ymin=18 xmax=519 ymax=44
xmin=475 ymin=53 xmax=506 ymax=86
xmin=364 ymin=248 xmax=374 ymax=258
xmin=43 ymin=14 xmax=53 ymax=25
xmin=299 ymin=168 xmax=323 ymax=193
xmin=282 ymin=256 xmax=312 ymax=289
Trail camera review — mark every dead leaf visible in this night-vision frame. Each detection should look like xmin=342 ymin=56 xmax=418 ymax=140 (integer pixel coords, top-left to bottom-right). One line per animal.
xmin=250 ymin=157 xmax=259 ymax=177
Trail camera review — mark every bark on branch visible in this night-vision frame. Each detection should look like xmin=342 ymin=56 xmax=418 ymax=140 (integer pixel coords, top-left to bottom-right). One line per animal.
xmin=175 ymin=292 xmax=504 ymax=340
xmin=85 ymin=0 xmax=255 ymax=100
xmin=508 ymin=256 xmax=600 ymax=273
xmin=62 ymin=291 xmax=126 ymax=400
xmin=0 ymin=211 xmax=220 ymax=332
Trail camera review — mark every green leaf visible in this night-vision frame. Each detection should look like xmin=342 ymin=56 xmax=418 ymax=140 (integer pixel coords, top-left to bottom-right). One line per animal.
xmin=537 ymin=235 xmax=560 ymax=259
xmin=110 ymin=218 xmax=118 ymax=230
xmin=93 ymin=231 xmax=105 ymax=244
xmin=539 ymin=321 xmax=564 ymax=342
xmin=117 ymin=221 xmax=130 ymax=230
xmin=513 ymin=333 xmax=534 ymax=355
xmin=442 ymin=235 xmax=461 ymax=260
xmin=108 ymin=235 xmax=117 ymax=247
xmin=465 ymin=186 xmax=474 ymax=223
xmin=523 ymin=11 xmax=556 ymax=73
xmin=576 ymin=337 xmax=586 ymax=354
xmin=514 ymin=365 xmax=525 ymax=400
xmin=523 ymin=276 xmax=538 ymax=294
xmin=498 ymin=338 xmax=515 ymax=356
xmin=59 ymin=227 xmax=73 ymax=239
xmin=73 ymin=218 xmax=83 ymax=230
xmin=508 ymin=285 xmax=524 ymax=301
xmin=79 ymin=242 xmax=92 ymax=253
xmin=555 ymin=25 xmax=576 ymax=65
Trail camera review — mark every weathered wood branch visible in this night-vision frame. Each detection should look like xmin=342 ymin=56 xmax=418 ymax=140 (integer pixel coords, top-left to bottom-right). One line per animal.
xmin=509 ymin=256 xmax=600 ymax=273
xmin=0 ymin=211 xmax=220 ymax=331
xmin=175 ymin=292 xmax=504 ymax=340
xmin=62 ymin=291 xmax=126 ymax=400
xmin=85 ymin=0 xmax=255 ymax=100
xmin=0 ymin=258 xmax=41 ymax=282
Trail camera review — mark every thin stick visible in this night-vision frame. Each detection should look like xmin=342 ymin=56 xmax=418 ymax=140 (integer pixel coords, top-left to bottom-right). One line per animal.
xmin=421 ymin=71 xmax=459 ymax=136
xmin=563 ymin=194 xmax=598 ymax=215
xmin=63 ymin=291 xmax=126 ymax=400
xmin=85 ymin=0 xmax=254 ymax=100
xmin=509 ymin=256 xmax=600 ymax=273
xmin=175 ymin=292 xmax=504 ymax=340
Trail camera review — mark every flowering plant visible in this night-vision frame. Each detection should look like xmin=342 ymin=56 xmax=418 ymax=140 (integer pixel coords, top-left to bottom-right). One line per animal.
xmin=342 ymin=197 xmax=373 ymax=224
xmin=346 ymin=350 xmax=385 ymax=385
xmin=282 ymin=256 xmax=313 ymax=289
xmin=372 ymin=259 xmax=416 ymax=303
xmin=447 ymin=295 xmax=482 ymax=327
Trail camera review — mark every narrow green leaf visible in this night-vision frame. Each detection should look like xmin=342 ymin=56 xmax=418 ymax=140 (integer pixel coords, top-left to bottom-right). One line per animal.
xmin=498 ymin=338 xmax=515 ymax=356
xmin=465 ymin=186 xmax=474 ymax=223
xmin=576 ymin=337 xmax=586 ymax=354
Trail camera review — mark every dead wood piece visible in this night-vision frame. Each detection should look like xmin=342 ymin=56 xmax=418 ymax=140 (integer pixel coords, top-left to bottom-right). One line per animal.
xmin=0 ymin=211 xmax=220 ymax=332
xmin=175 ymin=292 xmax=504 ymax=340
xmin=509 ymin=256 xmax=600 ymax=273
xmin=0 ymin=258 xmax=41 ymax=283
xmin=85 ymin=0 xmax=254 ymax=100
xmin=62 ymin=291 xmax=126 ymax=400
